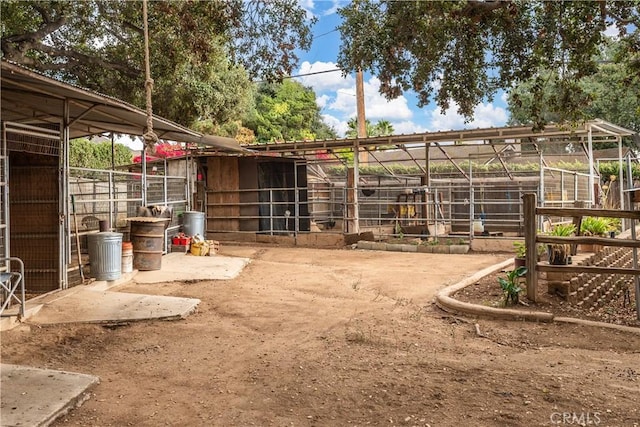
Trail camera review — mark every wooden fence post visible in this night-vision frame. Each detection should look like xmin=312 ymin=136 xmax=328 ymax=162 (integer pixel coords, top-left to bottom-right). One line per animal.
xmin=523 ymin=193 xmax=538 ymax=302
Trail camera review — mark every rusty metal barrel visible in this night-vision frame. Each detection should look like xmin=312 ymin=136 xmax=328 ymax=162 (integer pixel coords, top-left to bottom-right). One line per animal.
xmin=128 ymin=217 xmax=170 ymax=271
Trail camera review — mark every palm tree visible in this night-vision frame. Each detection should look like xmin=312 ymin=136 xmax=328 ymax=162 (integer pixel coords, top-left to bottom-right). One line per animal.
xmin=345 ymin=118 xmax=394 ymax=138
xmin=373 ymin=120 xmax=393 ymax=136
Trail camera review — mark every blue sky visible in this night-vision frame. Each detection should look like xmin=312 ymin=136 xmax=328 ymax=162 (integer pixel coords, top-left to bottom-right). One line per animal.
xmin=123 ymin=0 xmax=511 ymax=149
xmin=293 ymin=0 xmax=510 ymax=138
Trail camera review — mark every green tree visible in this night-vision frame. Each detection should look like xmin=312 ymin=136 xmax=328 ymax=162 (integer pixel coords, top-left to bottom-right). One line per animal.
xmin=345 ymin=118 xmax=395 ymax=137
xmin=244 ymin=80 xmax=337 ymax=143
xmin=508 ymin=39 xmax=640 ymax=149
xmin=1 ymin=0 xmax=313 ymax=129
xmin=69 ymin=139 xmax=132 ymax=169
xmin=337 ymin=1 xmax=639 ymax=130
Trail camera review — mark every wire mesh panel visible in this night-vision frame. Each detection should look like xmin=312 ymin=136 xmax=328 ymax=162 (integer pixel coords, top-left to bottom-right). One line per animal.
xmin=146 ymin=174 xmax=187 ymax=233
xmin=0 ymin=125 xmax=7 ymax=266
xmin=69 ymin=168 xmax=144 ymax=230
xmin=5 ymin=123 xmax=60 ymax=156
xmin=10 ymin=165 xmax=60 ymax=293
xmin=68 ymin=168 xmax=187 ymax=271
xmin=542 ymin=167 xmax=592 ymax=208
xmin=69 ymin=168 xmax=144 ymax=285
xmin=6 ymin=122 xmax=62 ymax=293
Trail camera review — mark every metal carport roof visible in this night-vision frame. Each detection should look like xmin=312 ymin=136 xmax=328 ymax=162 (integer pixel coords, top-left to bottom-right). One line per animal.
xmin=239 ymin=119 xmax=636 ymax=155
xmin=0 ymin=60 xmax=246 ymax=152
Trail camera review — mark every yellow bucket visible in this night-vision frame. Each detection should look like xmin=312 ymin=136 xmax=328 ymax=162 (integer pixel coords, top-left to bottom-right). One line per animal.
xmin=190 ymin=241 xmax=209 ymax=256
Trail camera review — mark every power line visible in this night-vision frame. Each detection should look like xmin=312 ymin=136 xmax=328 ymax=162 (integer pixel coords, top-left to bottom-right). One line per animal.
xmin=314 ymin=28 xmax=339 ymax=39
xmin=286 ymin=68 xmax=343 ymax=79
xmin=255 ymin=68 xmax=343 ymax=83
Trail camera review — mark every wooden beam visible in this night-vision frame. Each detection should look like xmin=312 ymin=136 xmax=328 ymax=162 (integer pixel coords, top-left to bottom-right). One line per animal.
xmin=399 ymin=144 xmax=427 ymax=174
xmin=537 ymin=236 xmax=640 ymax=248
xmin=364 ymin=148 xmax=403 ymax=183
xmin=490 ymin=143 xmax=514 ymax=180
xmin=536 ymin=207 xmax=640 ymax=220
xmin=523 ymin=193 xmax=538 ymax=301
xmin=537 ymin=264 xmax=640 ymax=276
xmin=434 ymin=142 xmax=470 ymax=181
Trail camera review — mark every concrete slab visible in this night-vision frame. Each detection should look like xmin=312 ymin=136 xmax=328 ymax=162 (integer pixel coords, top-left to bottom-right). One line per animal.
xmin=0 ymin=364 xmax=99 ymax=427
xmin=27 ymin=289 xmax=200 ymax=325
xmin=133 ymin=252 xmax=250 ymax=284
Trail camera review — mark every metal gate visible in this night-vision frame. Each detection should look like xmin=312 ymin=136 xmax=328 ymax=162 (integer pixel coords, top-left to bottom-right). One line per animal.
xmin=3 ymin=121 xmax=65 ymax=293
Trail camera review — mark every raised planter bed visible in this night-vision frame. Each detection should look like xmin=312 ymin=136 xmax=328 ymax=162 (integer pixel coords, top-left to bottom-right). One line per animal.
xmin=357 ymin=240 xmax=470 ymax=254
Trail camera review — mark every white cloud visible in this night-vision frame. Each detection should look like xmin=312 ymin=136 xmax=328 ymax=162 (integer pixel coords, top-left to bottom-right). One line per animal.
xmin=322 ymin=114 xmax=348 ymax=136
xmin=314 ymin=72 xmax=413 ymax=121
xmin=302 ymin=0 xmax=345 ymax=18
xmin=391 ymin=120 xmax=428 ymax=135
xmin=117 ymin=135 xmax=142 ymax=150
xmin=604 ymin=24 xmax=619 ymax=38
xmin=316 ymin=94 xmax=331 ymax=109
xmin=297 ymin=61 xmax=351 ymax=92
xmin=500 ymin=90 xmax=509 ymax=104
xmin=321 ymin=0 xmax=344 ymax=16
xmin=299 ymin=0 xmax=317 ymax=20
xmin=363 ymin=77 xmax=412 ymax=120
xmin=427 ymin=102 xmax=508 ymax=131
xmin=327 ymin=87 xmax=356 ymax=114
xmin=299 ymin=0 xmax=315 ymax=9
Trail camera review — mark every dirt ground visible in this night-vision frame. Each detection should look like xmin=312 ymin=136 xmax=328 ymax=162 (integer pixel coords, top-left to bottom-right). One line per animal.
xmin=2 ymin=245 xmax=639 ymax=427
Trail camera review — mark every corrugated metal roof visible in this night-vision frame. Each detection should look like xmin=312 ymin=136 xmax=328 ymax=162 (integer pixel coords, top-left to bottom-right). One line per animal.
xmin=0 ymin=60 xmax=247 ymax=153
xmin=241 ymin=120 xmax=636 ymax=154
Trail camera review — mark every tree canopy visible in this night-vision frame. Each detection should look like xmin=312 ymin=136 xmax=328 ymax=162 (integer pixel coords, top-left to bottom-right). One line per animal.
xmin=337 ymin=1 xmax=640 ymax=130
xmin=508 ymin=39 xmax=640 ymax=149
xmin=69 ymin=138 xmax=132 ymax=169
xmin=1 ymin=0 xmax=314 ymax=128
xmin=243 ymin=80 xmax=337 ymax=143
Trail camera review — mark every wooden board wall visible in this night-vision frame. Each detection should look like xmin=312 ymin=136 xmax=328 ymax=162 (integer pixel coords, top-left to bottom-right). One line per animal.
xmin=238 ymin=158 xmax=259 ymax=231
xmin=206 ymin=157 xmax=240 ymax=232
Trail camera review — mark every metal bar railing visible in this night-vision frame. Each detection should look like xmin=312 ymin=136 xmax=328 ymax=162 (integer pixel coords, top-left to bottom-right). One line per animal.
xmin=0 ymin=257 xmax=25 ymax=317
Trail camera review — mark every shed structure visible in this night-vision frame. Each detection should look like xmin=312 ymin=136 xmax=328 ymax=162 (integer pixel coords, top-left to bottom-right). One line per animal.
xmin=196 ymin=120 xmax=636 ymax=242
xmin=0 ymin=60 xmax=245 ymax=295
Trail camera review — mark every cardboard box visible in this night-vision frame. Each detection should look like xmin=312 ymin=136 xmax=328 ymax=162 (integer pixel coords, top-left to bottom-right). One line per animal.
xmin=207 ymin=240 xmax=220 ymax=255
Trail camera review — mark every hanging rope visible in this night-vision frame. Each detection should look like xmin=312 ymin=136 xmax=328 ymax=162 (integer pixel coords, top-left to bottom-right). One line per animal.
xmin=142 ymin=0 xmax=158 ymax=152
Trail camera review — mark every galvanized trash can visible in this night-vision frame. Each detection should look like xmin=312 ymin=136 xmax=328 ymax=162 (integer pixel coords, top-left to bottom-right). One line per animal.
xmin=182 ymin=211 xmax=206 ymax=238
xmin=87 ymin=232 xmax=123 ymax=281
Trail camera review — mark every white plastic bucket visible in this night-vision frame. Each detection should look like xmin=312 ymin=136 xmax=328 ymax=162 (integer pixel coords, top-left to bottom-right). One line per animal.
xmin=121 ymin=241 xmax=133 ymax=274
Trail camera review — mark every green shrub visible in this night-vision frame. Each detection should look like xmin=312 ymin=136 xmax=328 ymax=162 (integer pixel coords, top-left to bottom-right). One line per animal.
xmin=498 ymin=266 xmax=527 ymax=305
xmin=580 ymin=217 xmax=609 ymax=236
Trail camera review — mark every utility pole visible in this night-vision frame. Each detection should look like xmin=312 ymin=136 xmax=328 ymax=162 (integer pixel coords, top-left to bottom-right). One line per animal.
xmin=355 ymin=69 xmax=367 ymax=163
xmin=347 ymin=69 xmax=366 ymax=234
